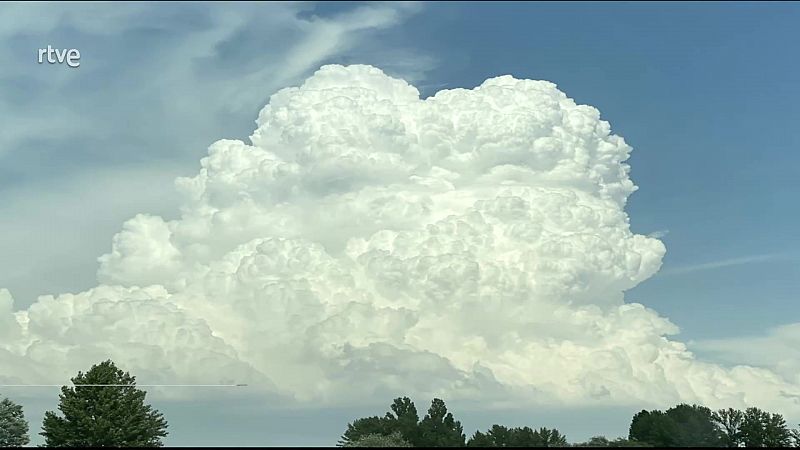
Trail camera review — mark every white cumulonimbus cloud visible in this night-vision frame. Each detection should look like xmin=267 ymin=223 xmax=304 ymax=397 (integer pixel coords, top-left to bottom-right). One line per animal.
xmin=2 ymin=65 xmax=799 ymax=412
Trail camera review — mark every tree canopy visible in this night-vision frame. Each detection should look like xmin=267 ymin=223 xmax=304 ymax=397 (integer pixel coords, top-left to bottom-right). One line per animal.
xmin=629 ymin=404 xmax=723 ymax=447
xmin=738 ymin=407 xmax=793 ymax=448
xmin=467 ymin=425 xmax=568 ymax=447
xmin=712 ymin=408 xmax=744 ymax=447
xmin=340 ymin=397 xmax=464 ymax=447
xmin=40 ymin=359 xmax=169 ymax=447
xmin=343 ymin=431 xmax=412 ymax=447
xmin=629 ymin=404 xmax=800 ymax=448
xmin=418 ymin=398 xmax=466 ymax=447
xmin=0 ymin=397 xmax=30 ymax=447
xmin=572 ymin=435 xmax=652 ymax=447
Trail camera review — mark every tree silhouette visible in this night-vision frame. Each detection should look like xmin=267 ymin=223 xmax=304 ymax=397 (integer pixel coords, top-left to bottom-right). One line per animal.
xmin=385 ymin=397 xmax=421 ymax=445
xmin=418 ymin=398 xmax=466 ymax=447
xmin=629 ymin=404 xmax=722 ymax=447
xmin=712 ymin=408 xmax=744 ymax=447
xmin=0 ymin=397 xmax=30 ymax=447
xmin=40 ymin=360 xmax=168 ymax=447
xmin=738 ymin=407 xmax=792 ymax=447
xmin=467 ymin=424 xmax=568 ymax=447
xmin=343 ymin=431 xmax=412 ymax=447
xmin=340 ymin=397 xmax=465 ymax=447
xmin=574 ymin=435 xmax=651 ymax=447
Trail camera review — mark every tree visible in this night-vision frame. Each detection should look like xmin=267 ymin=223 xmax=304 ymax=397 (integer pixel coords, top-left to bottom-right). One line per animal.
xmin=0 ymin=397 xmax=30 ymax=447
xmin=574 ymin=436 xmax=652 ymax=447
xmin=762 ymin=411 xmax=792 ymax=447
xmin=629 ymin=404 xmax=722 ymax=447
xmin=40 ymin=360 xmax=168 ymax=447
xmin=581 ymin=436 xmax=611 ymax=446
xmin=485 ymin=424 xmax=511 ymax=446
xmin=510 ymin=426 xmax=537 ymax=447
xmin=338 ymin=397 xmax=420 ymax=447
xmin=712 ymin=408 xmax=743 ymax=447
xmin=629 ymin=409 xmax=678 ymax=447
xmin=417 ymin=398 xmax=465 ymax=447
xmin=385 ymin=397 xmax=421 ymax=446
xmin=466 ymin=425 xmax=568 ymax=447
xmin=534 ymin=427 xmax=568 ymax=446
xmin=340 ymin=397 xmax=465 ymax=447
xmin=607 ymin=437 xmax=652 ymax=447
xmin=738 ymin=407 xmax=792 ymax=448
xmin=467 ymin=425 xmax=513 ymax=447
xmin=578 ymin=436 xmax=612 ymax=447
xmin=740 ymin=407 xmax=768 ymax=447
xmin=343 ymin=431 xmax=412 ymax=447
xmin=664 ymin=404 xmax=723 ymax=447
xmin=339 ymin=416 xmax=395 ymax=447
xmin=467 ymin=430 xmax=494 ymax=447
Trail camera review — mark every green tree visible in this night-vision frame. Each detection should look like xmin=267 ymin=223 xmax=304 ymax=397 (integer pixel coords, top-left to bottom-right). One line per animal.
xmin=418 ymin=398 xmax=465 ymax=447
xmin=485 ymin=424 xmax=510 ymax=446
xmin=583 ymin=436 xmax=612 ymax=446
xmin=385 ymin=397 xmax=421 ymax=446
xmin=629 ymin=409 xmax=678 ymax=447
xmin=664 ymin=404 xmax=723 ymax=447
xmin=340 ymin=397 xmax=465 ymax=447
xmin=578 ymin=436 xmax=612 ymax=447
xmin=791 ymin=426 xmax=800 ymax=447
xmin=762 ymin=410 xmax=792 ymax=447
xmin=712 ymin=408 xmax=743 ymax=447
xmin=339 ymin=397 xmax=419 ymax=447
xmin=510 ymin=426 xmax=537 ymax=447
xmin=0 ymin=397 xmax=30 ymax=447
xmin=574 ymin=436 xmax=651 ymax=447
xmin=343 ymin=431 xmax=412 ymax=447
xmin=739 ymin=407 xmax=767 ymax=447
xmin=533 ymin=427 xmax=568 ymax=446
xmin=467 ymin=424 xmax=510 ymax=447
xmin=40 ymin=360 xmax=168 ymax=447
xmin=629 ymin=404 xmax=722 ymax=447
xmin=339 ymin=416 xmax=395 ymax=447
xmin=739 ymin=407 xmax=792 ymax=448
xmin=466 ymin=425 xmax=568 ymax=447
xmin=607 ymin=437 xmax=652 ymax=447
xmin=467 ymin=430 xmax=494 ymax=447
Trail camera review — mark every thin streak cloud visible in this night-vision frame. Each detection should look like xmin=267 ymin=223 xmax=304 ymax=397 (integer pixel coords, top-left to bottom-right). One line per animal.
xmin=660 ymin=253 xmax=785 ymax=276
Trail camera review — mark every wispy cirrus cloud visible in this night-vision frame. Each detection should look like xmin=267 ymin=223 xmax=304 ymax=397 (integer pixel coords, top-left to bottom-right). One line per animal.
xmin=659 ymin=253 xmax=786 ymax=276
xmin=0 ymin=2 xmax=430 ymax=305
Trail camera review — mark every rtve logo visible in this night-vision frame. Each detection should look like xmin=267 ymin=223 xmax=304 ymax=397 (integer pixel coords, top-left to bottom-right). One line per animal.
xmin=38 ymin=46 xmax=81 ymax=68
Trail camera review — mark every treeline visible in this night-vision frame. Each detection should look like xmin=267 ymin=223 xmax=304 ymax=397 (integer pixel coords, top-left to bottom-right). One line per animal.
xmin=3 ymin=362 xmax=800 ymax=447
xmin=631 ymin=404 xmax=799 ymax=447
xmin=339 ymin=397 xmax=800 ymax=448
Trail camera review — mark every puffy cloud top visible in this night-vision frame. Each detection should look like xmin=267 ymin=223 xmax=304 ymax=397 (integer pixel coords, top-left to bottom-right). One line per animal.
xmin=3 ymin=65 xmax=799 ymax=412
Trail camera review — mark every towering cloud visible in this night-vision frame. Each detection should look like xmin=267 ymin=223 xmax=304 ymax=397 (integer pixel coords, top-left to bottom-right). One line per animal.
xmin=2 ymin=65 xmax=798 ymax=412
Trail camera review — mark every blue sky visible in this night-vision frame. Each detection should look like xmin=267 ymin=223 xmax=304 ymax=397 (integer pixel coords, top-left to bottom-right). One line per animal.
xmin=1 ymin=1 xmax=799 ymax=446
xmin=345 ymin=1 xmax=800 ymax=341
xmin=4 ymin=1 xmax=796 ymax=340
